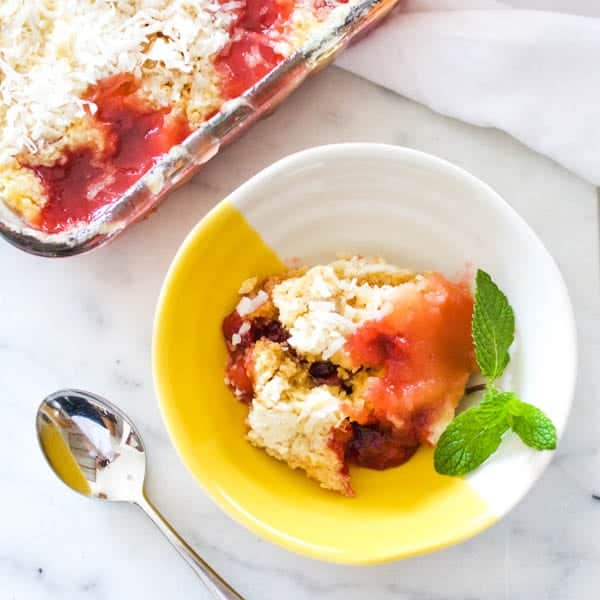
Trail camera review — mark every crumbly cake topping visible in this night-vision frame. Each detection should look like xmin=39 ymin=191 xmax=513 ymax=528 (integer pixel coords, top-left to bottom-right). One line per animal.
xmin=272 ymin=257 xmax=415 ymax=364
xmin=0 ymin=0 xmax=236 ymax=166
xmin=246 ymin=339 xmax=351 ymax=494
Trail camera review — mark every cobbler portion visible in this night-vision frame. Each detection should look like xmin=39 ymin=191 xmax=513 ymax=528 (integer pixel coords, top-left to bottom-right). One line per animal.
xmin=0 ymin=0 xmax=353 ymax=233
xmin=223 ymin=257 xmax=477 ymax=496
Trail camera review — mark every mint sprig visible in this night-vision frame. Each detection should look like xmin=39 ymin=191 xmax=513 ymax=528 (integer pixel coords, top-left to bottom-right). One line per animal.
xmin=434 ymin=269 xmax=557 ymax=476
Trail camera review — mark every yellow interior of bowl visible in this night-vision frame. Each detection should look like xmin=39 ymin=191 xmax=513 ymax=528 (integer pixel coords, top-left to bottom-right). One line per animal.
xmin=153 ymin=200 xmax=495 ymax=564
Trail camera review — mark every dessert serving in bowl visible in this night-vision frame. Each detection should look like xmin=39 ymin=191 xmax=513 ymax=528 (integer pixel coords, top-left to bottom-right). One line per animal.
xmin=221 ymin=256 xmax=478 ymax=496
xmin=0 ymin=0 xmax=400 ymax=256
xmin=153 ymin=144 xmax=576 ymax=563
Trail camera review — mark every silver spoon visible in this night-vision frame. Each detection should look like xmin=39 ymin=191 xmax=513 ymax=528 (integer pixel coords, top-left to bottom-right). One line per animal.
xmin=36 ymin=389 xmax=244 ymax=600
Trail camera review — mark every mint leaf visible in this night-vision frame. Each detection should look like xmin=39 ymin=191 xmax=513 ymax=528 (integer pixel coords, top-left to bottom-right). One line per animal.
xmin=509 ymin=400 xmax=557 ymax=450
xmin=435 ymin=389 xmax=558 ymax=476
xmin=434 ymin=388 xmax=510 ymax=476
xmin=472 ymin=270 xmax=515 ymax=381
xmin=479 ymin=388 xmax=512 ymax=422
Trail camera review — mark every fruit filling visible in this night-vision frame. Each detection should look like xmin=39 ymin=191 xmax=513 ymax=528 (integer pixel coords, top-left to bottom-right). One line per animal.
xmin=32 ymin=75 xmax=190 ymax=233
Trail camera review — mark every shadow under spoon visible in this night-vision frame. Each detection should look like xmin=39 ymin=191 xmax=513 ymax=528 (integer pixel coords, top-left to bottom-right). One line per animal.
xmin=36 ymin=389 xmax=244 ymax=600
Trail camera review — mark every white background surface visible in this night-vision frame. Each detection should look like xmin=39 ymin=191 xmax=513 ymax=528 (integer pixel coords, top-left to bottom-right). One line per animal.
xmin=1 ymin=2 xmax=599 ymax=599
xmin=508 ymin=0 xmax=600 ymax=16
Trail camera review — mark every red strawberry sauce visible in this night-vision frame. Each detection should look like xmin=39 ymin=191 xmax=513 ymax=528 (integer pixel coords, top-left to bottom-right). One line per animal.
xmin=215 ymin=0 xmax=294 ymax=99
xmin=342 ymin=273 xmax=477 ymax=463
xmin=32 ymin=74 xmax=190 ymax=233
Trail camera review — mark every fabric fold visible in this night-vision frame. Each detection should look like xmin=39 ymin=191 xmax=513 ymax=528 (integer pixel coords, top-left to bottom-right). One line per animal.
xmin=337 ymin=1 xmax=600 ymax=184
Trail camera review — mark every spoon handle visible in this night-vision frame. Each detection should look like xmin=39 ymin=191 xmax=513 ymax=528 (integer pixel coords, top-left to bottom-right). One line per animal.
xmin=137 ymin=492 xmax=245 ymax=600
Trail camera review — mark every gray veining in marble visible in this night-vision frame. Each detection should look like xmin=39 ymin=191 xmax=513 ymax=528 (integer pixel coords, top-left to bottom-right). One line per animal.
xmin=1 ymin=11 xmax=599 ymax=598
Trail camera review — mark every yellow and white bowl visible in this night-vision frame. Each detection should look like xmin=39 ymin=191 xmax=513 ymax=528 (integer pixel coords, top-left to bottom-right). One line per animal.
xmin=153 ymin=143 xmax=576 ymax=564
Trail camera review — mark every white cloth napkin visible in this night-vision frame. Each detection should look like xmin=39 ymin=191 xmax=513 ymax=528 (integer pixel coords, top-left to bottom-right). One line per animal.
xmin=336 ymin=0 xmax=600 ymax=185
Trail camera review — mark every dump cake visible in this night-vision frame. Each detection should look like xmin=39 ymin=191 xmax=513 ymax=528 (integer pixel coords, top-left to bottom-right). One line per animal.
xmin=0 ymin=0 xmax=353 ymax=233
xmin=222 ymin=257 xmax=477 ymax=495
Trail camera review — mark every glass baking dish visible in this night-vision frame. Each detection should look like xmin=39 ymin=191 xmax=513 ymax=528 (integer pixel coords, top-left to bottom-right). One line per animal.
xmin=0 ymin=0 xmax=400 ymax=257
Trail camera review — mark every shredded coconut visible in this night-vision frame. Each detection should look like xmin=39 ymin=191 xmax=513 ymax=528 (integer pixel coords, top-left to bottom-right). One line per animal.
xmin=0 ymin=0 xmax=237 ymax=165
xmin=272 ymin=259 xmax=407 ymax=363
xmin=237 ymin=289 xmax=268 ymax=316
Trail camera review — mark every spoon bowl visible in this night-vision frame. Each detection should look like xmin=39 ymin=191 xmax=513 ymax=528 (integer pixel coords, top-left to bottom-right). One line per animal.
xmin=36 ymin=389 xmax=243 ymax=600
xmin=37 ymin=390 xmax=146 ymax=502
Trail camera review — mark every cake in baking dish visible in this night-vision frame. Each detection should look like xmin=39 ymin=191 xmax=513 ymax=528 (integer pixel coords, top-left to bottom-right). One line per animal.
xmin=0 ymin=0 xmax=355 ymax=232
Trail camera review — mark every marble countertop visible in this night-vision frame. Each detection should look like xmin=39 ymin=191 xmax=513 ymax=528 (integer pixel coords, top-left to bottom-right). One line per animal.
xmin=2 ymin=4 xmax=600 ymax=599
